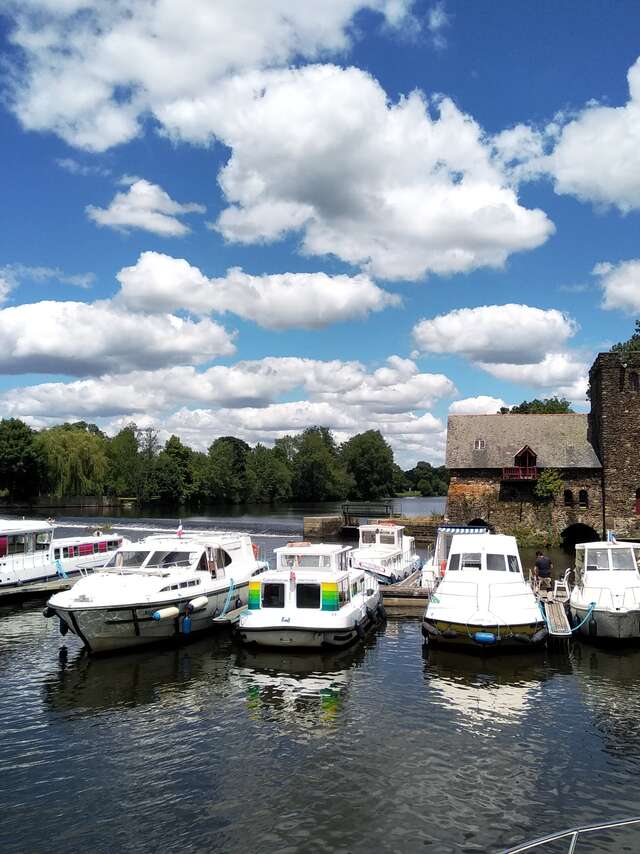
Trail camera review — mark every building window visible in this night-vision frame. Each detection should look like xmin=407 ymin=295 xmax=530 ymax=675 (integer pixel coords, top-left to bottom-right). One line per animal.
xmin=635 ymin=489 xmax=640 ymax=516
xmin=474 ymin=438 xmax=485 ymax=450
xmin=630 ymin=371 xmax=640 ymax=392
xmin=564 ymin=489 xmax=574 ymax=507
xmin=578 ymin=489 xmax=589 ymax=509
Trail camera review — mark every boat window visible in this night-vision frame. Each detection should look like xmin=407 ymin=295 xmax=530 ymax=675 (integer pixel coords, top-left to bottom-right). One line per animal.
xmin=611 ymin=548 xmax=636 ymax=571
xmin=0 ymin=536 xmax=7 ymax=558
xmin=105 ymin=550 xmax=151 ymax=569
xmin=380 ymin=534 xmax=396 ymax=545
xmin=7 ymin=535 xmax=26 ymax=555
xmin=262 ymin=583 xmax=285 ymax=608
xmin=460 ymin=553 xmax=482 ymax=571
xmin=448 ymin=553 xmax=460 ymax=571
xmin=147 ymin=550 xmax=193 ymax=568
xmin=487 ymin=554 xmax=506 ymax=571
xmin=296 ymin=583 xmax=321 ymax=609
xmin=507 ymin=555 xmax=520 ymax=573
xmin=338 ymin=579 xmax=350 ymax=606
xmin=585 ymin=548 xmax=610 ymax=571
xmin=362 ymin=531 xmax=376 ymax=544
xmin=36 ymin=532 xmax=51 ymax=550
xmin=282 ymin=554 xmax=327 ymax=568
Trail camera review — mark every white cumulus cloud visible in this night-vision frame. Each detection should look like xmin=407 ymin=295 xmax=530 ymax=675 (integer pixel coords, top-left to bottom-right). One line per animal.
xmin=86 ymin=178 xmax=205 ymax=236
xmin=116 ymin=251 xmax=400 ymax=329
xmin=412 ymin=304 xmax=577 ymax=364
xmin=593 ymin=259 xmax=640 ymax=313
xmin=449 ymin=395 xmax=507 ymax=414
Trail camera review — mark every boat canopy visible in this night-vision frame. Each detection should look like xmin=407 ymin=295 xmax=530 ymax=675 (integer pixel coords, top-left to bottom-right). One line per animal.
xmin=275 ymin=543 xmax=351 ymax=572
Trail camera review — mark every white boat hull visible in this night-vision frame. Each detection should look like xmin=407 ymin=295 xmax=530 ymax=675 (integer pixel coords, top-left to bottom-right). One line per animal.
xmin=52 ymin=582 xmax=248 ymax=653
xmin=571 ymin=606 xmax=640 ymax=640
xmin=239 ymin=609 xmax=377 ymax=648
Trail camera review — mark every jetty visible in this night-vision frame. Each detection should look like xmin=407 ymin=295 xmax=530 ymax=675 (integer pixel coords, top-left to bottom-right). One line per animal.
xmin=0 ymin=576 xmax=74 ymax=605
xmin=303 ymin=504 xmax=443 ymax=543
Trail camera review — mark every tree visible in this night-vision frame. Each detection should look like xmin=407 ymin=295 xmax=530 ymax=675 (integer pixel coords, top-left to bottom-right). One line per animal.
xmin=105 ymin=424 xmax=141 ymax=496
xmin=245 ymin=444 xmax=292 ymax=503
xmin=534 ymin=468 xmax=564 ymax=500
xmin=404 ymin=460 xmax=450 ymax=496
xmin=341 ymin=430 xmax=394 ymax=500
xmin=36 ymin=426 xmax=108 ymax=496
xmin=136 ymin=426 xmax=161 ymax=500
xmin=155 ymin=435 xmax=193 ymax=503
xmin=292 ymin=427 xmax=352 ymax=501
xmin=392 ymin=463 xmax=410 ymax=494
xmin=0 ymin=418 xmax=43 ymax=499
xmin=206 ymin=437 xmax=251 ymax=503
xmin=612 ymin=320 xmax=640 ymax=352
xmin=499 ymin=397 xmax=573 ymax=414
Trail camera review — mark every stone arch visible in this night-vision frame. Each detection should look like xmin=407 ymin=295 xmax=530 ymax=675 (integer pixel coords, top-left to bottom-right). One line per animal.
xmin=561 ymin=522 xmax=600 ymax=548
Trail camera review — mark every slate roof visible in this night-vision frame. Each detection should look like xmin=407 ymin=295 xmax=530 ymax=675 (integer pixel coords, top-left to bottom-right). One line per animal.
xmin=446 ymin=414 xmax=602 ymax=469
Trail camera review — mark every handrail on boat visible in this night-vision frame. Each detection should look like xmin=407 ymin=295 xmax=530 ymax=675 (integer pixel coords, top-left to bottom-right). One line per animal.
xmin=498 ymin=815 xmax=640 ymax=853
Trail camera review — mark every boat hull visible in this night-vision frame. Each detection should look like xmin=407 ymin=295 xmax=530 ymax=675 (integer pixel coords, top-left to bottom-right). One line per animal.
xmin=51 ymin=582 xmax=248 ymax=653
xmin=422 ymin=618 xmax=547 ymax=651
xmin=239 ymin=611 xmax=376 ymax=649
xmin=571 ymin=606 xmax=640 ymax=640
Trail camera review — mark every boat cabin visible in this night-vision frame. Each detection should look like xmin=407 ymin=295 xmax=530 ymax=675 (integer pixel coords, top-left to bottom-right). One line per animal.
xmin=575 ymin=542 xmax=640 ymax=578
xmin=249 ymin=543 xmax=364 ymax=612
xmin=433 ymin=525 xmax=490 ymax=565
xmin=0 ymin=519 xmax=53 ymax=558
xmin=446 ymin=534 xmax=523 ymax=575
xmin=358 ymin=523 xmax=404 ymax=550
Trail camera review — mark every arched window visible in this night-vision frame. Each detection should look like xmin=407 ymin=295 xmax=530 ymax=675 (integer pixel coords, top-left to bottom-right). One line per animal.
xmin=564 ymin=489 xmax=574 ymax=507
xmin=635 ymin=488 xmax=640 ymax=516
xmin=630 ymin=371 xmax=640 ymax=392
xmin=578 ymin=489 xmax=589 ymax=509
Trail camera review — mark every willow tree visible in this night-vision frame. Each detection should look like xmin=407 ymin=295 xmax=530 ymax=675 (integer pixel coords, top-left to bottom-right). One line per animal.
xmin=36 ymin=426 xmax=109 ymax=497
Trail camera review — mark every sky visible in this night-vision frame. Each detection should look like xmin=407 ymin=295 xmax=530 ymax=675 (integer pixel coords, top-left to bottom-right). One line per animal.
xmin=0 ymin=0 xmax=639 ymax=467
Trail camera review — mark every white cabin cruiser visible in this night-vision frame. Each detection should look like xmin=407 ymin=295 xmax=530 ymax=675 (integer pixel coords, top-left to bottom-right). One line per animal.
xmin=238 ymin=542 xmax=382 ymax=648
xmin=349 ymin=522 xmax=421 ymax=585
xmin=569 ymin=541 xmax=640 ymax=640
xmin=422 ymin=534 xmax=547 ymax=650
xmin=421 ymin=525 xmax=490 ymax=591
xmin=45 ymin=532 xmax=266 ymax=653
xmin=0 ymin=518 xmax=125 ymax=587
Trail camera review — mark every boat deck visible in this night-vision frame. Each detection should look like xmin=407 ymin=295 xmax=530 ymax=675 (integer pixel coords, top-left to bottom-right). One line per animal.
xmin=381 ymin=570 xmax=430 ymax=615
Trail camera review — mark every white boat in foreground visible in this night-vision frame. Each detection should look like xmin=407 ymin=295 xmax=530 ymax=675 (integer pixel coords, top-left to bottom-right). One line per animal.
xmin=0 ymin=518 xmax=125 ymax=587
xmin=422 ymin=533 xmax=547 ymax=650
xmin=420 ymin=524 xmax=490 ymax=590
xmin=46 ymin=532 xmax=266 ymax=653
xmin=349 ymin=521 xmax=421 ymax=585
xmin=569 ymin=540 xmax=640 ymax=640
xmin=238 ymin=542 xmax=383 ymax=648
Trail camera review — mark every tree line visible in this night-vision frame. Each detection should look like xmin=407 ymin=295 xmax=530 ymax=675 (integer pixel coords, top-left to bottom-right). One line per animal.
xmin=0 ymin=419 xmax=449 ymax=505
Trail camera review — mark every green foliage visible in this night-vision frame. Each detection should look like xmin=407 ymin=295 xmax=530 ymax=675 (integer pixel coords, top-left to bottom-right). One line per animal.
xmin=499 ymin=397 xmax=573 ymax=414
xmin=534 ymin=468 xmax=564 ymax=500
xmin=105 ymin=424 xmax=141 ymax=497
xmin=340 ymin=430 xmax=394 ymax=499
xmin=291 ymin=427 xmax=352 ymax=501
xmin=611 ymin=320 xmax=640 ymax=352
xmin=36 ymin=426 xmax=108 ymax=497
xmin=206 ymin=437 xmax=251 ymax=503
xmin=0 ymin=419 xmax=43 ymax=499
xmin=156 ymin=435 xmax=193 ymax=503
xmin=404 ymin=461 xmax=450 ymax=496
xmin=245 ymin=444 xmax=292 ymax=503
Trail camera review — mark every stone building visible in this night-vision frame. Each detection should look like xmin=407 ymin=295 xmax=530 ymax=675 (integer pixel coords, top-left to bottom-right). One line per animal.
xmin=445 ymin=350 xmax=640 ymax=543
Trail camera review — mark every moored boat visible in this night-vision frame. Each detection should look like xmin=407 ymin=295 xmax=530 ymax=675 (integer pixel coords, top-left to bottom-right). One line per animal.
xmin=238 ymin=542 xmax=382 ymax=648
xmin=420 ymin=524 xmax=490 ymax=590
xmin=422 ymin=533 xmax=547 ymax=650
xmin=0 ymin=518 xmax=126 ymax=587
xmin=349 ymin=521 xmax=421 ymax=585
xmin=45 ymin=532 xmax=267 ymax=653
xmin=569 ymin=540 xmax=640 ymax=640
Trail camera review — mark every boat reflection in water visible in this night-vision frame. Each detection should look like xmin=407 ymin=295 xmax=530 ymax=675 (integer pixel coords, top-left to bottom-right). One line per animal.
xmin=233 ymin=642 xmax=370 ymax=731
xmin=43 ymin=633 xmax=236 ymax=716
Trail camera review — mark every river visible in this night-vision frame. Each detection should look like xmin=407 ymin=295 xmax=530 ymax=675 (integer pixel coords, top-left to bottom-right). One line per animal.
xmin=1 ymin=511 xmax=639 ymax=853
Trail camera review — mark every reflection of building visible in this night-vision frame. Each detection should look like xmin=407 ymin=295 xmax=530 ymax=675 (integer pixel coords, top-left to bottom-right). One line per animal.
xmin=446 ymin=352 xmax=640 ymax=542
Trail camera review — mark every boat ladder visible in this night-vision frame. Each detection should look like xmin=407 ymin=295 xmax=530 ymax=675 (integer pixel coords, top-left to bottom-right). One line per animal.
xmin=542 ymin=600 xmax=572 ymax=637
xmin=498 ymin=815 xmax=640 ymax=853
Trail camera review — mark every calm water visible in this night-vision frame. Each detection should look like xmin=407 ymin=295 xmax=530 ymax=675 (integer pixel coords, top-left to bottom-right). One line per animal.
xmin=2 ymin=517 xmax=640 ymax=853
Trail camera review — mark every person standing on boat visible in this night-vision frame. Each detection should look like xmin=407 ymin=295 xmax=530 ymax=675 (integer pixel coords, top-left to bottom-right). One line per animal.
xmin=534 ymin=550 xmax=553 ymax=597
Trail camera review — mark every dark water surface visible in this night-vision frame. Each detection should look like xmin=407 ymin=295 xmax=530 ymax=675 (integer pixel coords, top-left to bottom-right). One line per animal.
xmin=2 ymin=517 xmax=640 ymax=853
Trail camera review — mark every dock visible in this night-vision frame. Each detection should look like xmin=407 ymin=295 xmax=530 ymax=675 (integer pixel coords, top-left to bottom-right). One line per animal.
xmin=381 ymin=570 xmax=430 ymax=615
xmin=0 ymin=577 xmax=74 ymax=605
xmin=541 ymin=598 xmax=572 ymax=637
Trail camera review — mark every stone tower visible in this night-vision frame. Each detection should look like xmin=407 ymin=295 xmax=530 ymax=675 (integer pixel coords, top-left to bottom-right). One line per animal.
xmin=588 ymin=351 xmax=640 ymax=537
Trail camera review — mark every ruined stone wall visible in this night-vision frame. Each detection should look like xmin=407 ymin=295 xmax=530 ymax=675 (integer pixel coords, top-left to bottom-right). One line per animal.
xmin=589 ymin=352 xmax=640 ymax=538
xmin=446 ymin=468 xmax=603 ymax=540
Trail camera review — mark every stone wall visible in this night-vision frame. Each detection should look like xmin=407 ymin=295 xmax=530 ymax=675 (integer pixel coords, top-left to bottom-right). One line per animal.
xmin=589 ymin=352 xmax=640 ymax=538
xmin=446 ymin=468 xmax=603 ymax=541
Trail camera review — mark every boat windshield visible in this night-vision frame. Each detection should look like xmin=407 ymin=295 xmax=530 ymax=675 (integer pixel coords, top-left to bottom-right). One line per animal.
xmin=584 ymin=547 xmax=638 ymax=571
xmin=611 ymin=548 xmax=636 ymax=571
xmin=487 ymin=554 xmax=506 ymax=571
xmin=281 ymin=554 xmax=332 ymax=568
xmin=146 ymin=550 xmax=197 ymax=568
xmin=460 ymin=553 xmax=482 ymax=570
xmin=105 ymin=550 xmax=151 ymax=569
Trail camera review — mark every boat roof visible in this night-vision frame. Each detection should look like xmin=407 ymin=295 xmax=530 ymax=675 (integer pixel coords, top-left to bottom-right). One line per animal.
xmin=360 ymin=522 xmax=404 ymax=531
xmin=450 ymin=533 xmax=519 ymax=553
xmin=133 ymin=533 xmax=249 ymax=549
xmin=576 ymin=541 xmax=640 ymax=549
xmin=437 ymin=526 xmax=489 ymax=535
xmin=0 ymin=518 xmax=52 ymax=535
xmin=275 ymin=542 xmax=351 ymax=555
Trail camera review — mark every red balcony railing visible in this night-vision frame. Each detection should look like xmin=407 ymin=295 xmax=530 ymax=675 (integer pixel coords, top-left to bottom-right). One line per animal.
xmin=502 ymin=466 xmax=538 ymax=481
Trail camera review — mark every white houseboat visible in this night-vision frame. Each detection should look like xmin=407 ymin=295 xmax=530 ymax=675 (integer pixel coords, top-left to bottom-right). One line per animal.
xmin=238 ymin=542 xmax=382 ymax=648
xmin=422 ymin=533 xmax=547 ymax=649
xmin=349 ymin=522 xmax=421 ymax=585
xmin=569 ymin=540 xmax=640 ymax=640
xmin=0 ymin=518 xmax=125 ymax=587
xmin=421 ymin=524 xmax=490 ymax=591
xmin=45 ymin=532 xmax=267 ymax=653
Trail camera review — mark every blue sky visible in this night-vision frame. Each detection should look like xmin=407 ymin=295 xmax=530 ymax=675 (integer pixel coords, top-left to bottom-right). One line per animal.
xmin=0 ymin=0 xmax=639 ymax=465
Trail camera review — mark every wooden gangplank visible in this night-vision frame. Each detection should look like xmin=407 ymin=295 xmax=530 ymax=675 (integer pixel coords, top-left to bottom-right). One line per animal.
xmin=543 ymin=600 xmax=572 ymax=636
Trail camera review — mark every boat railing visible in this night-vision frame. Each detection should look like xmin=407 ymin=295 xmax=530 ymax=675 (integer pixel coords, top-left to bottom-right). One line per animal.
xmin=498 ymin=815 xmax=640 ymax=853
